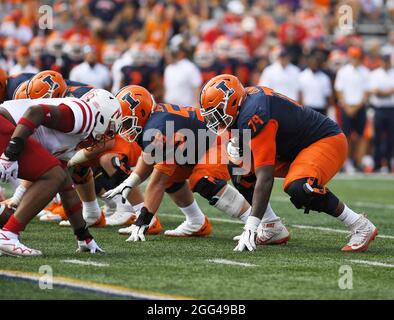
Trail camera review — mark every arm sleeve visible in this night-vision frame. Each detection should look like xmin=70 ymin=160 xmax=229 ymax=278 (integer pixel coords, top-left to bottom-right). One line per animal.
xmin=249 ymin=120 xmax=278 ymax=168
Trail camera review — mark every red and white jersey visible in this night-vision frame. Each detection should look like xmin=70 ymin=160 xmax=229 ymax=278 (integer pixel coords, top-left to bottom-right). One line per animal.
xmin=0 ymin=97 xmax=96 ymax=161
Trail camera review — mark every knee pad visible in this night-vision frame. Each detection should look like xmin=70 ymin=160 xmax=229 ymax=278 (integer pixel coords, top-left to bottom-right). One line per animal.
xmin=165 ymin=181 xmax=186 ymax=194
xmin=286 ymin=178 xmax=339 ymax=215
xmin=212 ymin=184 xmax=245 ymax=218
xmin=230 ymin=171 xmax=256 ymax=205
xmin=193 ymin=177 xmax=227 ymax=204
xmin=71 ymin=165 xmax=92 ymax=185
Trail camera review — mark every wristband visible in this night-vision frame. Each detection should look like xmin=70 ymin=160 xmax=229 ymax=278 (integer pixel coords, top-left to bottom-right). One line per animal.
xmin=4 ymin=137 xmax=25 ymax=161
xmin=245 ymin=216 xmax=261 ymax=232
xmin=68 ymin=149 xmax=89 ymax=167
xmin=135 ymin=207 xmax=154 ymax=227
xmin=18 ymin=117 xmax=37 ymax=133
xmin=126 ymin=172 xmax=142 ymax=188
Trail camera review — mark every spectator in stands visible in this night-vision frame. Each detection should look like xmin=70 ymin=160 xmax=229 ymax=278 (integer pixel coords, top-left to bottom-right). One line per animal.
xmin=335 ymin=47 xmax=370 ymax=172
xmin=359 ymin=0 xmax=383 ymax=21
xmin=259 ymin=47 xmax=300 ymax=101
xmin=0 ymin=9 xmax=33 ymax=44
xmin=368 ymin=53 xmax=394 ymax=172
xmin=299 ymin=52 xmax=332 ymax=115
xmin=69 ymin=45 xmax=111 ymax=89
xmin=9 ymin=46 xmax=38 ymax=74
xmin=164 ymin=35 xmax=202 ymax=106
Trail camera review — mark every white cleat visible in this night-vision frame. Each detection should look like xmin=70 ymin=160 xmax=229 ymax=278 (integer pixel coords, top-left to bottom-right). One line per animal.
xmin=256 ymin=219 xmax=290 ymax=245
xmin=164 ymin=216 xmax=212 ymax=237
xmin=105 ymin=211 xmax=136 ymax=226
xmin=102 ymin=204 xmax=116 ymax=218
xmin=39 ymin=212 xmax=63 ymax=222
xmin=0 ymin=230 xmax=42 ymax=257
xmin=342 ymin=215 xmax=378 ymax=252
xmin=59 ymin=211 xmax=106 ymax=228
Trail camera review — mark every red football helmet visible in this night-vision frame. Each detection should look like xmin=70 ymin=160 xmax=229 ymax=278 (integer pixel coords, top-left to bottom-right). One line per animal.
xmin=24 ymin=70 xmax=67 ymax=99
xmin=0 ymin=68 xmax=7 ymax=102
xmin=116 ymin=85 xmax=155 ymax=142
xmin=200 ymin=74 xmax=246 ymax=134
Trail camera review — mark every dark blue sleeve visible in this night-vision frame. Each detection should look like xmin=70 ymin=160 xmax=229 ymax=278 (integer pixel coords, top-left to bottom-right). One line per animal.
xmin=6 ymin=73 xmax=35 ymax=99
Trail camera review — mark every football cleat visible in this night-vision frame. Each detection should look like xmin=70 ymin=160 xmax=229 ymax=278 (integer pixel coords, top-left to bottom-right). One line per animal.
xmin=118 ymin=215 xmax=163 ymax=235
xmin=341 ymin=215 xmax=378 ymax=252
xmin=0 ymin=230 xmax=42 ymax=257
xmin=164 ymin=216 xmax=212 ymax=237
xmin=105 ymin=211 xmax=137 ymax=226
xmin=256 ymin=219 xmax=290 ymax=245
xmin=59 ymin=211 xmax=106 ymax=228
xmin=102 ymin=203 xmax=116 ymax=217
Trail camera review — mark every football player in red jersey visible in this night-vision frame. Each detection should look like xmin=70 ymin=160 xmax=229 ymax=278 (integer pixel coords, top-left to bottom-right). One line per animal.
xmin=104 ymin=85 xmax=289 ymax=244
xmin=200 ymin=74 xmax=378 ymax=252
xmin=0 ymin=89 xmax=122 ymax=256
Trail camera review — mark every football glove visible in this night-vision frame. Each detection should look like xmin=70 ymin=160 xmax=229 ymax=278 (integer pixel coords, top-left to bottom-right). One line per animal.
xmin=0 ymin=154 xmax=18 ymax=183
xmin=103 ymin=172 xmax=141 ymax=204
xmin=76 ymin=238 xmax=104 ymax=254
xmin=234 ymin=216 xmax=260 ymax=252
xmin=126 ymin=207 xmax=154 ymax=242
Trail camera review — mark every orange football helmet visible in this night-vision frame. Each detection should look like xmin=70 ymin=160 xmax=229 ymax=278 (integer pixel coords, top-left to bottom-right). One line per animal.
xmin=25 ymin=70 xmax=67 ymax=99
xmin=200 ymin=74 xmax=246 ymax=134
xmin=116 ymin=85 xmax=156 ymax=142
xmin=13 ymin=80 xmax=29 ymax=99
xmin=0 ymin=68 xmax=7 ymax=102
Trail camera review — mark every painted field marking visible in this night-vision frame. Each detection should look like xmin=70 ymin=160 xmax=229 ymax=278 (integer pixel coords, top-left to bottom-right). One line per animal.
xmin=0 ymin=269 xmax=193 ymax=300
xmin=349 ymin=259 xmax=394 ymax=268
xmin=160 ymin=213 xmax=394 ymax=240
xmin=62 ymin=259 xmax=109 ymax=267
xmin=207 ymin=259 xmax=258 ymax=267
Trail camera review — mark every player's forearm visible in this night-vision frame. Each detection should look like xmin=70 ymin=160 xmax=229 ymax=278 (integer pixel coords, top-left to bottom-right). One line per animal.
xmin=134 ymin=154 xmax=154 ymax=182
xmin=251 ymin=166 xmax=274 ymax=220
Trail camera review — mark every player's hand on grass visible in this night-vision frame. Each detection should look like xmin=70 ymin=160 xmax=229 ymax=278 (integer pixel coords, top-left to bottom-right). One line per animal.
xmin=76 ymin=238 xmax=104 ymax=254
xmin=0 ymin=154 xmax=18 ymax=183
xmin=234 ymin=216 xmax=260 ymax=252
xmin=126 ymin=207 xmax=154 ymax=242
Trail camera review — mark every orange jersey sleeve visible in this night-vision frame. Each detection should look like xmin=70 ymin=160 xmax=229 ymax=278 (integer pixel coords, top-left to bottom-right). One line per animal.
xmin=249 ymin=119 xmax=278 ymax=168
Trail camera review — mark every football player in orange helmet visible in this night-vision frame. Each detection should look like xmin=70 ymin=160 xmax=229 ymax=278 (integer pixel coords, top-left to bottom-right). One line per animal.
xmin=13 ymin=70 xmax=68 ymax=99
xmin=104 ymin=85 xmax=289 ymax=244
xmin=200 ymin=74 xmax=377 ymax=253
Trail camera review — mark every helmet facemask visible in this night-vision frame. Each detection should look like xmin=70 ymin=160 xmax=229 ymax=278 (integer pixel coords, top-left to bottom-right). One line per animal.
xmin=201 ymin=90 xmax=234 ymax=135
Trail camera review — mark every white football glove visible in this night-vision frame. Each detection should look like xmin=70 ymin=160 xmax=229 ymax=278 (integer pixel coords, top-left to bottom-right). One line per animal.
xmin=126 ymin=207 xmax=154 ymax=242
xmin=76 ymin=239 xmax=104 ymax=254
xmin=103 ymin=172 xmax=141 ymax=204
xmin=234 ymin=216 xmax=261 ymax=252
xmin=0 ymin=154 xmax=18 ymax=183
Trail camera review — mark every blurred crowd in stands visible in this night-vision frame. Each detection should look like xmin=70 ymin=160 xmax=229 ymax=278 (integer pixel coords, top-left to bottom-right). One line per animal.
xmin=0 ymin=0 xmax=394 ymax=174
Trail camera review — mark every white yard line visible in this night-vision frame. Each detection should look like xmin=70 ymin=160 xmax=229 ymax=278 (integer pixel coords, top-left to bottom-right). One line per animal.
xmin=0 ymin=269 xmax=192 ymax=300
xmin=349 ymin=259 xmax=394 ymax=268
xmin=159 ymin=213 xmax=394 ymax=240
xmin=62 ymin=259 xmax=109 ymax=267
xmin=207 ymin=259 xmax=258 ymax=267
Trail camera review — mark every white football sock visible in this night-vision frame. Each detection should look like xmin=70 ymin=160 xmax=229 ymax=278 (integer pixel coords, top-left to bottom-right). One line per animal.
xmin=239 ymin=207 xmax=251 ymax=222
xmin=180 ymin=200 xmax=205 ymax=225
xmin=337 ymin=205 xmax=360 ymax=227
xmin=82 ymin=200 xmax=101 ymax=219
xmin=261 ymin=203 xmax=279 ymax=223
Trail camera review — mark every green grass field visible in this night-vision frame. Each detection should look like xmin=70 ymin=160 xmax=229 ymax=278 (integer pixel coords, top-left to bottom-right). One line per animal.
xmin=0 ymin=175 xmax=393 ymax=300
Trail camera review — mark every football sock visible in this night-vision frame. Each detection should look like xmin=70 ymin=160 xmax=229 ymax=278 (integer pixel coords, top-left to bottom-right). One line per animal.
xmin=261 ymin=203 xmax=279 ymax=223
xmin=239 ymin=207 xmax=251 ymax=222
xmin=180 ymin=200 xmax=205 ymax=225
xmin=337 ymin=205 xmax=360 ymax=227
xmin=82 ymin=200 xmax=101 ymax=219
xmin=3 ymin=214 xmax=26 ymax=235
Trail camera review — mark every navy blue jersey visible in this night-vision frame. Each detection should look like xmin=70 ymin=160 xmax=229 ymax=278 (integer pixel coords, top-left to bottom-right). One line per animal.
xmin=6 ymin=73 xmax=35 ymax=100
xmin=234 ymin=86 xmax=342 ymax=162
xmin=65 ymin=79 xmax=94 ymax=98
xmin=139 ymin=103 xmax=214 ymax=165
